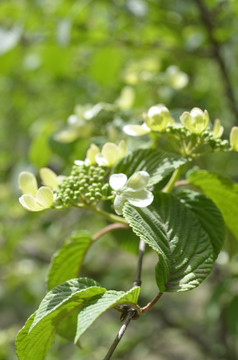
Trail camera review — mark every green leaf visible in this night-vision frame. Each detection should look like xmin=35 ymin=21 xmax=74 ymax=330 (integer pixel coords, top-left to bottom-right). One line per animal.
xmin=113 ymin=149 xmax=187 ymax=187
xmin=47 ymin=232 xmax=92 ymax=290
xmin=75 ymin=286 xmax=140 ymax=343
xmin=111 ymin=227 xmax=140 ymax=254
xmin=16 ymin=279 xmax=140 ymax=360
xmin=188 ymin=170 xmax=238 ymax=242
xmin=177 ymin=189 xmax=225 ymax=259
xmin=16 ymin=278 xmax=106 ymax=360
xmin=123 ymin=193 xmax=214 ymax=292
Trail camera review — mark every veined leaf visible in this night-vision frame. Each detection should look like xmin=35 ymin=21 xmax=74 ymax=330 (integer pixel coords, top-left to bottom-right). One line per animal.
xmin=75 ymin=286 xmax=140 ymax=343
xmin=123 ymin=193 xmax=214 ymax=292
xmin=16 ymin=279 xmax=140 ymax=360
xmin=177 ymin=190 xmax=225 ymax=259
xmin=16 ymin=278 xmax=105 ymax=360
xmin=47 ymin=232 xmax=91 ymax=290
xmin=188 ymin=170 xmax=238 ymax=242
xmin=113 ymin=149 xmax=187 ymax=186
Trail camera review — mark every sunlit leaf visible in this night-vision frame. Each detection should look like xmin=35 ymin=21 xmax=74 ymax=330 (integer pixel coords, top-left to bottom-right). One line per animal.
xmin=123 ymin=193 xmax=214 ymax=292
xmin=113 ymin=149 xmax=187 ymax=187
xmin=188 ymin=170 xmax=238 ymax=242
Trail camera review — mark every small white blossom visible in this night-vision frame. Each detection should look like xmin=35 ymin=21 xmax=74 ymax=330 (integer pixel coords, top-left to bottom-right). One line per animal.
xmin=180 ymin=107 xmax=209 ymax=134
xmin=18 ymin=172 xmax=54 ymax=212
xmin=95 ymin=140 xmax=126 ymax=167
xmin=75 ymin=141 xmax=126 ymax=168
xmin=109 ymin=171 xmax=154 ymax=215
xmin=123 ymin=104 xmax=173 ymax=136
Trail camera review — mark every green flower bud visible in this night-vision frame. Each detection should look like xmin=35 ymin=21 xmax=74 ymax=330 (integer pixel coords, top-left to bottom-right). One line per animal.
xmin=180 ymin=107 xmax=209 ymax=134
xmin=230 ymin=127 xmax=238 ymax=151
xmin=145 ymin=104 xmax=173 ymax=131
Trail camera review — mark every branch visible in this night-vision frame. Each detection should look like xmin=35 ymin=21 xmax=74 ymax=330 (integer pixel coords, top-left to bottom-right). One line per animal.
xmin=133 ymin=238 xmax=146 ymax=287
xmin=103 ymin=237 xmax=146 ymax=359
xmin=194 ymin=0 xmax=238 ymax=121
xmin=103 ymin=310 xmax=137 ymax=360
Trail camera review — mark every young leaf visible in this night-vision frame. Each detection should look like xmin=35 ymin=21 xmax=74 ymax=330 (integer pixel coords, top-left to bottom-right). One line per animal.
xmin=47 ymin=232 xmax=92 ymax=290
xmin=177 ymin=190 xmax=225 ymax=259
xmin=75 ymin=287 xmax=140 ymax=343
xmin=188 ymin=170 xmax=238 ymax=242
xmin=123 ymin=193 xmax=214 ymax=292
xmin=113 ymin=149 xmax=187 ymax=186
xmin=16 ymin=278 xmax=106 ymax=360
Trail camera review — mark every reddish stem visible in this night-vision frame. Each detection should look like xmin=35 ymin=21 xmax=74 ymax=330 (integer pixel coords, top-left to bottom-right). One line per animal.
xmin=141 ymin=291 xmax=163 ymax=313
xmin=92 ymin=223 xmax=128 ymax=242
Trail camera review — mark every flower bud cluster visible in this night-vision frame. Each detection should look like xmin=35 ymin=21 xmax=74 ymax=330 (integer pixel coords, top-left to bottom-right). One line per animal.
xmin=55 ymin=164 xmax=110 ymax=207
xmin=165 ymin=126 xmax=230 ymax=151
xmin=200 ymin=131 xmax=229 ymax=151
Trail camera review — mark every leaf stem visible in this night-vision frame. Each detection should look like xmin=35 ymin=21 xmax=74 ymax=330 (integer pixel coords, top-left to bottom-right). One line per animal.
xmin=103 ymin=310 xmax=137 ymax=360
xmin=92 ymin=223 xmax=129 ymax=242
xmin=140 ymin=291 xmax=163 ymax=313
xmin=90 ymin=206 xmax=128 ymax=225
xmin=162 ymin=166 xmax=183 ymax=194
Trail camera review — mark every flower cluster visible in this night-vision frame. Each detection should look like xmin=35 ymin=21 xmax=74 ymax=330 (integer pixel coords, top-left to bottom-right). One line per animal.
xmin=123 ymin=104 xmax=237 ymax=154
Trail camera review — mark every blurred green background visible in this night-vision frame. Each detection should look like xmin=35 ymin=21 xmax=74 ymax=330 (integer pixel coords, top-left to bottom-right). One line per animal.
xmin=0 ymin=0 xmax=238 ymax=359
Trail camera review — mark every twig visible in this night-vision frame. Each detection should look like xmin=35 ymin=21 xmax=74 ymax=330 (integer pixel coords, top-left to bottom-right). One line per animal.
xmin=103 ymin=310 xmax=137 ymax=360
xmin=194 ymin=0 xmax=238 ymax=121
xmin=92 ymin=223 xmax=128 ymax=242
xmin=103 ymin=237 xmax=146 ymax=359
xmin=133 ymin=238 xmax=146 ymax=287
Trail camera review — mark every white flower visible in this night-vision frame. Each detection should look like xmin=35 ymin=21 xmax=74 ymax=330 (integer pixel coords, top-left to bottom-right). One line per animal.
xmin=123 ymin=122 xmax=151 ymax=136
xmin=109 ymin=171 xmax=154 ymax=215
xmin=180 ymin=107 xmax=209 ymax=134
xmin=145 ymin=104 xmax=173 ymax=131
xmin=39 ymin=167 xmax=64 ymax=189
xmin=18 ymin=172 xmax=54 ymax=212
xmin=75 ymin=141 xmax=126 ymax=168
xmin=123 ymin=104 xmax=173 ymax=136
xmin=74 ymin=144 xmax=100 ymax=167
xmin=95 ymin=140 xmax=126 ymax=167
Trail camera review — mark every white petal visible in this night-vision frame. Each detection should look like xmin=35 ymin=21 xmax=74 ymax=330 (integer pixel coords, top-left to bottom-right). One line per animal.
xmin=109 ymin=173 xmax=127 ymax=190
xmin=36 ymin=187 xmax=54 ymax=208
xmin=95 ymin=153 xmax=108 ymax=166
xmin=126 ymin=171 xmax=150 ymax=191
xmin=127 ymin=190 xmax=154 ymax=208
xmin=40 ymin=168 xmax=58 ymax=189
xmin=113 ymin=194 xmax=126 ymax=215
xmin=86 ymin=144 xmax=100 ymax=165
xmin=19 ymin=195 xmax=45 ymax=212
xmin=118 ymin=140 xmax=126 ymax=157
xmin=74 ymin=160 xmax=85 ymax=166
xmin=101 ymin=143 xmax=119 ymax=166
xmin=18 ymin=172 xmax=38 ymax=196
xmin=123 ymin=124 xmax=150 ymax=136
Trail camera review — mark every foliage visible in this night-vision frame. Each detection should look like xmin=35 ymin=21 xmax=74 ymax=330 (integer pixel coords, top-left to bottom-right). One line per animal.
xmin=1 ymin=1 xmax=238 ymax=359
